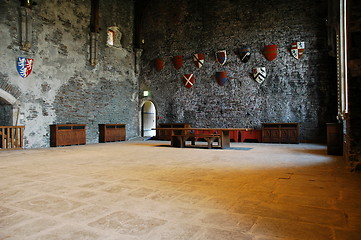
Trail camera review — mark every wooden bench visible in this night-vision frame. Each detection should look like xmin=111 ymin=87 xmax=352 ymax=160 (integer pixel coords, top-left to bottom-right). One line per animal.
xmin=172 ymin=133 xmax=221 ymax=149
xmin=154 ymin=127 xmax=253 ymax=149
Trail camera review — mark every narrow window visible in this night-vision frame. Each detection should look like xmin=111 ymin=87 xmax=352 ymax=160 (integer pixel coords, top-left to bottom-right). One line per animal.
xmin=107 ymin=29 xmax=115 ymax=46
xmin=106 ymin=26 xmax=122 ymax=48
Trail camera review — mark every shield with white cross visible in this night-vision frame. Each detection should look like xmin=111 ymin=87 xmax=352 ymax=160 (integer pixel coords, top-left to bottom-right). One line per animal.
xmin=183 ymin=74 xmax=195 ymax=88
xmin=291 ymin=42 xmax=305 ymax=59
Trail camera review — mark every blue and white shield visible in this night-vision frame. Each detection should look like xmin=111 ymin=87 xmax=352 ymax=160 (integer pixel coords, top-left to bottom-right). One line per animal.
xmin=17 ymin=57 xmax=34 ymax=78
xmin=252 ymin=67 xmax=266 ymax=84
xmin=216 ymin=50 xmax=227 ymax=66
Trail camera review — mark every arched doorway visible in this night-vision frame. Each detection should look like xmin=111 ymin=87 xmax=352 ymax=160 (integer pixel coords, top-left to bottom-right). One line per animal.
xmin=142 ymin=101 xmax=156 ymax=138
xmin=0 ymin=89 xmax=19 ymax=126
xmin=0 ymin=100 xmax=13 ymax=126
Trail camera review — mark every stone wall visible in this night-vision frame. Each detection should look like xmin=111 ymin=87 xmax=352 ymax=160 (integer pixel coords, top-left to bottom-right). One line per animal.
xmin=0 ymin=0 xmax=138 ymax=148
xmin=138 ymin=0 xmax=337 ymax=142
xmin=348 ymin=0 xmax=361 ymax=167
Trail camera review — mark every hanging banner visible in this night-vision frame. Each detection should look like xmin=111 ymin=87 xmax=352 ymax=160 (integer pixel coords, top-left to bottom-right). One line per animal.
xmin=154 ymin=58 xmax=164 ymax=71
xmin=253 ymin=67 xmax=266 ymax=84
xmin=193 ymin=53 xmax=204 ymax=68
xmin=215 ymin=71 xmax=227 ymax=86
xmin=291 ymin=42 xmax=305 ymax=59
xmin=17 ymin=57 xmax=34 ymax=78
xmin=216 ymin=50 xmax=227 ymax=66
xmin=172 ymin=55 xmax=183 ymax=69
xmin=183 ymin=74 xmax=195 ymax=88
xmin=263 ymin=45 xmax=277 ymax=61
xmin=238 ymin=46 xmax=251 ymax=63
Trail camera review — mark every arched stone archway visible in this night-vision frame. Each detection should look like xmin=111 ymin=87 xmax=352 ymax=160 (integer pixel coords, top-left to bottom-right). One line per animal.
xmin=140 ymin=98 xmax=157 ymax=138
xmin=0 ymin=89 xmax=20 ymax=126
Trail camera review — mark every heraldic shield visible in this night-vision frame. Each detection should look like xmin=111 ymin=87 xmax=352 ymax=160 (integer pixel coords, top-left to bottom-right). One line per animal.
xmin=291 ymin=42 xmax=305 ymax=59
xmin=216 ymin=50 xmax=227 ymax=66
xmin=154 ymin=58 xmax=164 ymax=72
xmin=216 ymin=71 xmax=227 ymax=86
xmin=253 ymin=67 xmax=266 ymax=84
xmin=172 ymin=55 xmax=183 ymax=69
xmin=193 ymin=53 xmax=204 ymax=68
xmin=17 ymin=57 xmax=34 ymax=78
xmin=239 ymin=46 xmax=251 ymax=63
xmin=183 ymin=74 xmax=194 ymax=88
xmin=263 ymin=44 xmax=277 ymax=61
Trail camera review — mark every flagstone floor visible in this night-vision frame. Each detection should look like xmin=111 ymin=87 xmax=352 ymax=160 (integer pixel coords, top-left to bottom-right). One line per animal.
xmin=0 ymin=141 xmax=361 ymax=240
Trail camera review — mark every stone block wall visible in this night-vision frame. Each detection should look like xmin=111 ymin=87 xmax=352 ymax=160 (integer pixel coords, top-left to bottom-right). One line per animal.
xmin=138 ymin=0 xmax=337 ymax=142
xmin=0 ymin=0 xmax=138 ymax=148
xmin=348 ymin=0 xmax=361 ymax=167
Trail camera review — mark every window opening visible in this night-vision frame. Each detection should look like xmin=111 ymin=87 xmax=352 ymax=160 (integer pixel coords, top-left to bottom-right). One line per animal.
xmin=106 ymin=26 xmax=122 ymax=48
xmin=107 ymin=29 xmax=114 ymax=46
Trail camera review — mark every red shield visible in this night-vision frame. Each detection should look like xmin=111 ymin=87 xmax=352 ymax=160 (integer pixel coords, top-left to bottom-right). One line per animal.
xmin=183 ymin=74 xmax=194 ymax=88
xmin=172 ymin=55 xmax=183 ymax=69
xmin=154 ymin=58 xmax=164 ymax=71
xmin=263 ymin=44 xmax=277 ymax=61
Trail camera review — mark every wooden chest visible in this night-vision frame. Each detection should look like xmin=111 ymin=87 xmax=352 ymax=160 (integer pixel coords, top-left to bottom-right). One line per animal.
xmin=262 ymin=123 xmax=300 ymax=144
xmin=99 ymin=124 xmax=126 ymax=142
xmin=50 ymin=124 xmax=86 ymax=147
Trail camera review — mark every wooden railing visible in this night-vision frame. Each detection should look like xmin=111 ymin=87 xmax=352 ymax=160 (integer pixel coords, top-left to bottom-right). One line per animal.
xmin=0 ymin=126 xmax=25 ymax=150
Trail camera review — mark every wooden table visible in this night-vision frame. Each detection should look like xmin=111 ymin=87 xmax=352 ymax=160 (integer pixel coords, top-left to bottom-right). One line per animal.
xmin=153 ymin=128 xmax=252 ymax=149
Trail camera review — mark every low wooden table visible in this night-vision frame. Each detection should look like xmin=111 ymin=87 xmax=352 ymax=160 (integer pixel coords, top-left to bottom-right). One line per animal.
xmin=153 ymin=128 xmax=252 ymax=149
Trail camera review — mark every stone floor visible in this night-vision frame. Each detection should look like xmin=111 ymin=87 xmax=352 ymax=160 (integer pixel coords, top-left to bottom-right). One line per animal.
xmin=0 ymin=141 xmax=360 ymax=240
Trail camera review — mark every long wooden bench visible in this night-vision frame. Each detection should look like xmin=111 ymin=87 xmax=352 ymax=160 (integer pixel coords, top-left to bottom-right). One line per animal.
xmin=172 ymin=133 xmax=221 ymax=149
xmin=154 ymin=127 xmax=253 ymax=149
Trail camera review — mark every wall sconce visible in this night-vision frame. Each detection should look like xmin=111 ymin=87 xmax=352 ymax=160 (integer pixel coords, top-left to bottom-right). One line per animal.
xmin=19 ymin=5 xmax=33 ymax=51
xmin=143 ymin=91 xmax=149 ymax=97
xmin=89 ymin=32 xmax=98 ymax=66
